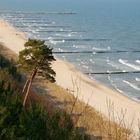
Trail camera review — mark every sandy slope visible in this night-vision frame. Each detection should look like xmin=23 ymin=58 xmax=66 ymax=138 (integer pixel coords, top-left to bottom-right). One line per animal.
xmin=0 ymin=19 xmax=140 ymax=133
xmin=0 ymin=19 xmax=26 ymax=54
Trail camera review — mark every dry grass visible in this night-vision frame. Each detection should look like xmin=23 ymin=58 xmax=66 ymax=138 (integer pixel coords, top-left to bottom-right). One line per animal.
xmin=33 ymin=78 xmax=134 ymax=140
xmin=0 ymin=44 xmax=18 ymax=60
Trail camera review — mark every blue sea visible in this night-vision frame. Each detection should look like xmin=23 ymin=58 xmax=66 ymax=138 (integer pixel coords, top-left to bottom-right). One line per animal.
xmin=0 ymin=0 xmax=140 ymax=101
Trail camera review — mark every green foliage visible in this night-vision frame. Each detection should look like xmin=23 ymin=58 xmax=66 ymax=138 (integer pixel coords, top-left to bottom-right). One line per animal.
xmin=0 ymin=54 xmax=21 ymax=81
xmin=18 ymin=39 xmax=56 ymax=82
xmin=0 ymin=81 xmax=22 ymax=140
xmin=0 ymin=81 xmax=85 ymax=140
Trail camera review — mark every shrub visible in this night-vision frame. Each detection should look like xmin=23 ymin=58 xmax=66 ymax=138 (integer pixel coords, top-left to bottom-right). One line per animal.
xmin=0 ymin=54 xmax=21 ymax=81
xmin=0 ymin=81 xmax=85 ymax=140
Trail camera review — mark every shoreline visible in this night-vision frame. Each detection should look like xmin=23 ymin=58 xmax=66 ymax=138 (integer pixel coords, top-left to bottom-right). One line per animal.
xmin=54 ymin=57 xmax=140 ymax=104
xmin=0 ymin=18 xmax=140 ymax=132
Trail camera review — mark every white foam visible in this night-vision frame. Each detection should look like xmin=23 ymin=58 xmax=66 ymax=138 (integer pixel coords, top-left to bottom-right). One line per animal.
xmin=48 ymin=37 xmax=52 ymax=40
xmin=116 ymin=88 xmax=124 ymax=94
xmin=123 ymin=80 xmax=140 ymax=91
xmin=82 ymin=65 xmax=89 ymax=69
xmin=73 ymin=45 xmax=86 ymax=49
xmin=135 ymin=78 xmax=140 ymax=82
xmin=62 ymin=39 xmax=65 ymax=43
xmin=89 ymin=59 xmax=94 ymax=64
xmin=92 ymin=47 xmax=109 ymax=51
xmin=58 ymin=48 xmax=64 ymax=52
xmin=55 ymin=34 xmax=66 ymax=37
xmin=76 ymin=58 xmax=81 ymax=61
xmin=50 ymin=39 xmax=65 ymax=44
xmin=92 ymin=52 xmax=96 ymax=55
xmin=107 ymin=75 xmax=124 ymax=94
xmin=107 ymin=46 xmax=111 ymax=50
xmin=49 ymin=40 xmax=57 ymax=45
xmin=60 ymin=28 xmax=63 ymax=31
xmin=136 ymin=60 xmax=140 ymax=64
xmin=107 ymin=70 xmax=110 ymax=73
xmin=32 ymin=30 xmax=37 ymax=34
xmin=119 ymin=59 xmax=140 ymax=70
xmin=39 ymin=27 xmax=43 ymax=30
xmin=106 ymin=57 xmax=110 ymax=63
xmin=27 ymin=28 xmax=37 ymax=34
xmin=68 ymin=34 xmax=72 ymax=37
xmin=48 ymin=37 xmax=65 ymax=45
xmin=107 ymin=61 xmax=120 ymax=70
xmin=81 ymin=61 xmax=85 ymax=65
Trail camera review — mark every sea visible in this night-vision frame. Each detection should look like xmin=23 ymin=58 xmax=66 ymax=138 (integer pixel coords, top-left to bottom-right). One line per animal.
xmin=0 ymin=0 xmax=140 ymax=101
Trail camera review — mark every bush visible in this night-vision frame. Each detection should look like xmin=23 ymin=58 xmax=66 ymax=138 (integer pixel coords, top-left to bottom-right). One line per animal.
xmin=0 ymin=54 xmax=21 ymax=81
xmin=0 ymin=81 xmax=84 ymax=140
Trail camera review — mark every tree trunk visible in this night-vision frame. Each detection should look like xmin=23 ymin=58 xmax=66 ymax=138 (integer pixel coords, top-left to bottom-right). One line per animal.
xmin=22 ymin=79 xmax=30 ymax=94
xmin=23 ymin=68 xmax=38 ymax=107
xmin=22 ymin=69 xmax=36 ymax=95
xmin=23 ymin=78 xmax=32 ymax=107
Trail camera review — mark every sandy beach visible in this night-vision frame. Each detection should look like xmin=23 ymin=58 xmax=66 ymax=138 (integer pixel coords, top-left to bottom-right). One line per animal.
xmin=0 ymin=19 xmax=140 ymax=133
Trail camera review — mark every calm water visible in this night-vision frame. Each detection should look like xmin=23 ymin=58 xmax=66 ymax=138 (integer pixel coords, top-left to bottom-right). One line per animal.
xmin=0 ymin=0 xmax=140 ymax=101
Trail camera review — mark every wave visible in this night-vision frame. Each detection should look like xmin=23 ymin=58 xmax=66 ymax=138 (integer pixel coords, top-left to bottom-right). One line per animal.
xmin=89 ymin=59 xmax=94 ymax=64
xmin=72 ymin=44 xmax=88 ymax=49
xmin=15 ymin=25 xmax=71 ymax=28
xmin=108 ymin=75 xmax=140 ymax=100
xmin=84 ymin=71 xmax=140 ymax=75
xmin=45 ymin=38 xmax=111 ymax=42
xmin=20 ymin=21 xmax=53 ymax=24
xmin=49 ymin=39 xmax=65 ymax=45
xmin=135 ymin=78 xmax=140 ymax=82
xmin=107 ymin=61 xmax=120 ymax=70
xmin=107 ymin=74 xmax=124 ymax=94
xmin=58 ymin=48 xmax=64 ymax=52
xmin=38 ymin=30 xmax=71 ymax=33
xmin=115 ymin=88 xmax=124 ymax=94
xmin=119 ymin=59 xmax=140 ymax=71
xmin=92 ymin=46 xmax=111 ymax=51
xmin=82 ymin=65 xmax=89 ymax=69
xmin=6 ymin=11 xmax=77 ymax=15
xmin=27 ymin=28 xmax=38 ymax=34
xmin=136 ymin=60 xmax=140 ymax=64
xmin=123 ymin=80 xmax=140 ymax=91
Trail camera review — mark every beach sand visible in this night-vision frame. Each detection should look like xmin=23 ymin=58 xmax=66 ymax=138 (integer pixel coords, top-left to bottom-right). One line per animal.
xmin=0 ymin=19 xmax=140 ymax=133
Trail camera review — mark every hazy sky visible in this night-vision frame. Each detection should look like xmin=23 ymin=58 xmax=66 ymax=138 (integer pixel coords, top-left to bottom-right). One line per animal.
xmin=0 ymin=0 xmax=139 ymax=11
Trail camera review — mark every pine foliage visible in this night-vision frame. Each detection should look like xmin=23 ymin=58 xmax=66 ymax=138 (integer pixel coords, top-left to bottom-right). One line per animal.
xmin=18 ymin=39 xmax=56 ymax=82
xmin=0 ymin=54 xmax=21 ymax=81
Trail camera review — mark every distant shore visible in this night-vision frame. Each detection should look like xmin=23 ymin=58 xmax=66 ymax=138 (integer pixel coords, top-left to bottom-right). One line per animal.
xmin=0 ymin=18 xmax=140 ymax=133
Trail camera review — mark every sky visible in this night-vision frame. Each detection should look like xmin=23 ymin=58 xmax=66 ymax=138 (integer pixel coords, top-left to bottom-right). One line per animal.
xmin=0 ymin=0 xmax=140 ymax=11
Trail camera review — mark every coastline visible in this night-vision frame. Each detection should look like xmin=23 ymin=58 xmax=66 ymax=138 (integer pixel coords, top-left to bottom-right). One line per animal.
xmin=0 ymin=19 xmax=140 ymax=132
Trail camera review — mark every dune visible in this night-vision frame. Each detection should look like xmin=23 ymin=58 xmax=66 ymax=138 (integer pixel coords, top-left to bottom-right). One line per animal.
xmin=0 ymin=19 xmax=140 ymax=134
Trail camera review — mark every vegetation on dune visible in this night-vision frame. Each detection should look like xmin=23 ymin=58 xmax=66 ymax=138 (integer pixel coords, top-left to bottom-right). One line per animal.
xmin=0 ymin=54 xmax=21 ymax=81
xmin=0 ymin=80 xmax=83 ymax=140
xmin=0 ymin=50 xmax=87 ymax=140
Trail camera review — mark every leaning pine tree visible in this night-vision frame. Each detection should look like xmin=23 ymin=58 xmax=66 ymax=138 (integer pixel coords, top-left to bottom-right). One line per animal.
xmin=18 ymin=39 xmax=56 ymax=106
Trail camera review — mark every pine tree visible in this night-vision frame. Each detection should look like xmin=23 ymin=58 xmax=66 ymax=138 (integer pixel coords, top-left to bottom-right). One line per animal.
xmin=18 ymin=39 xmax=56 ymax=106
